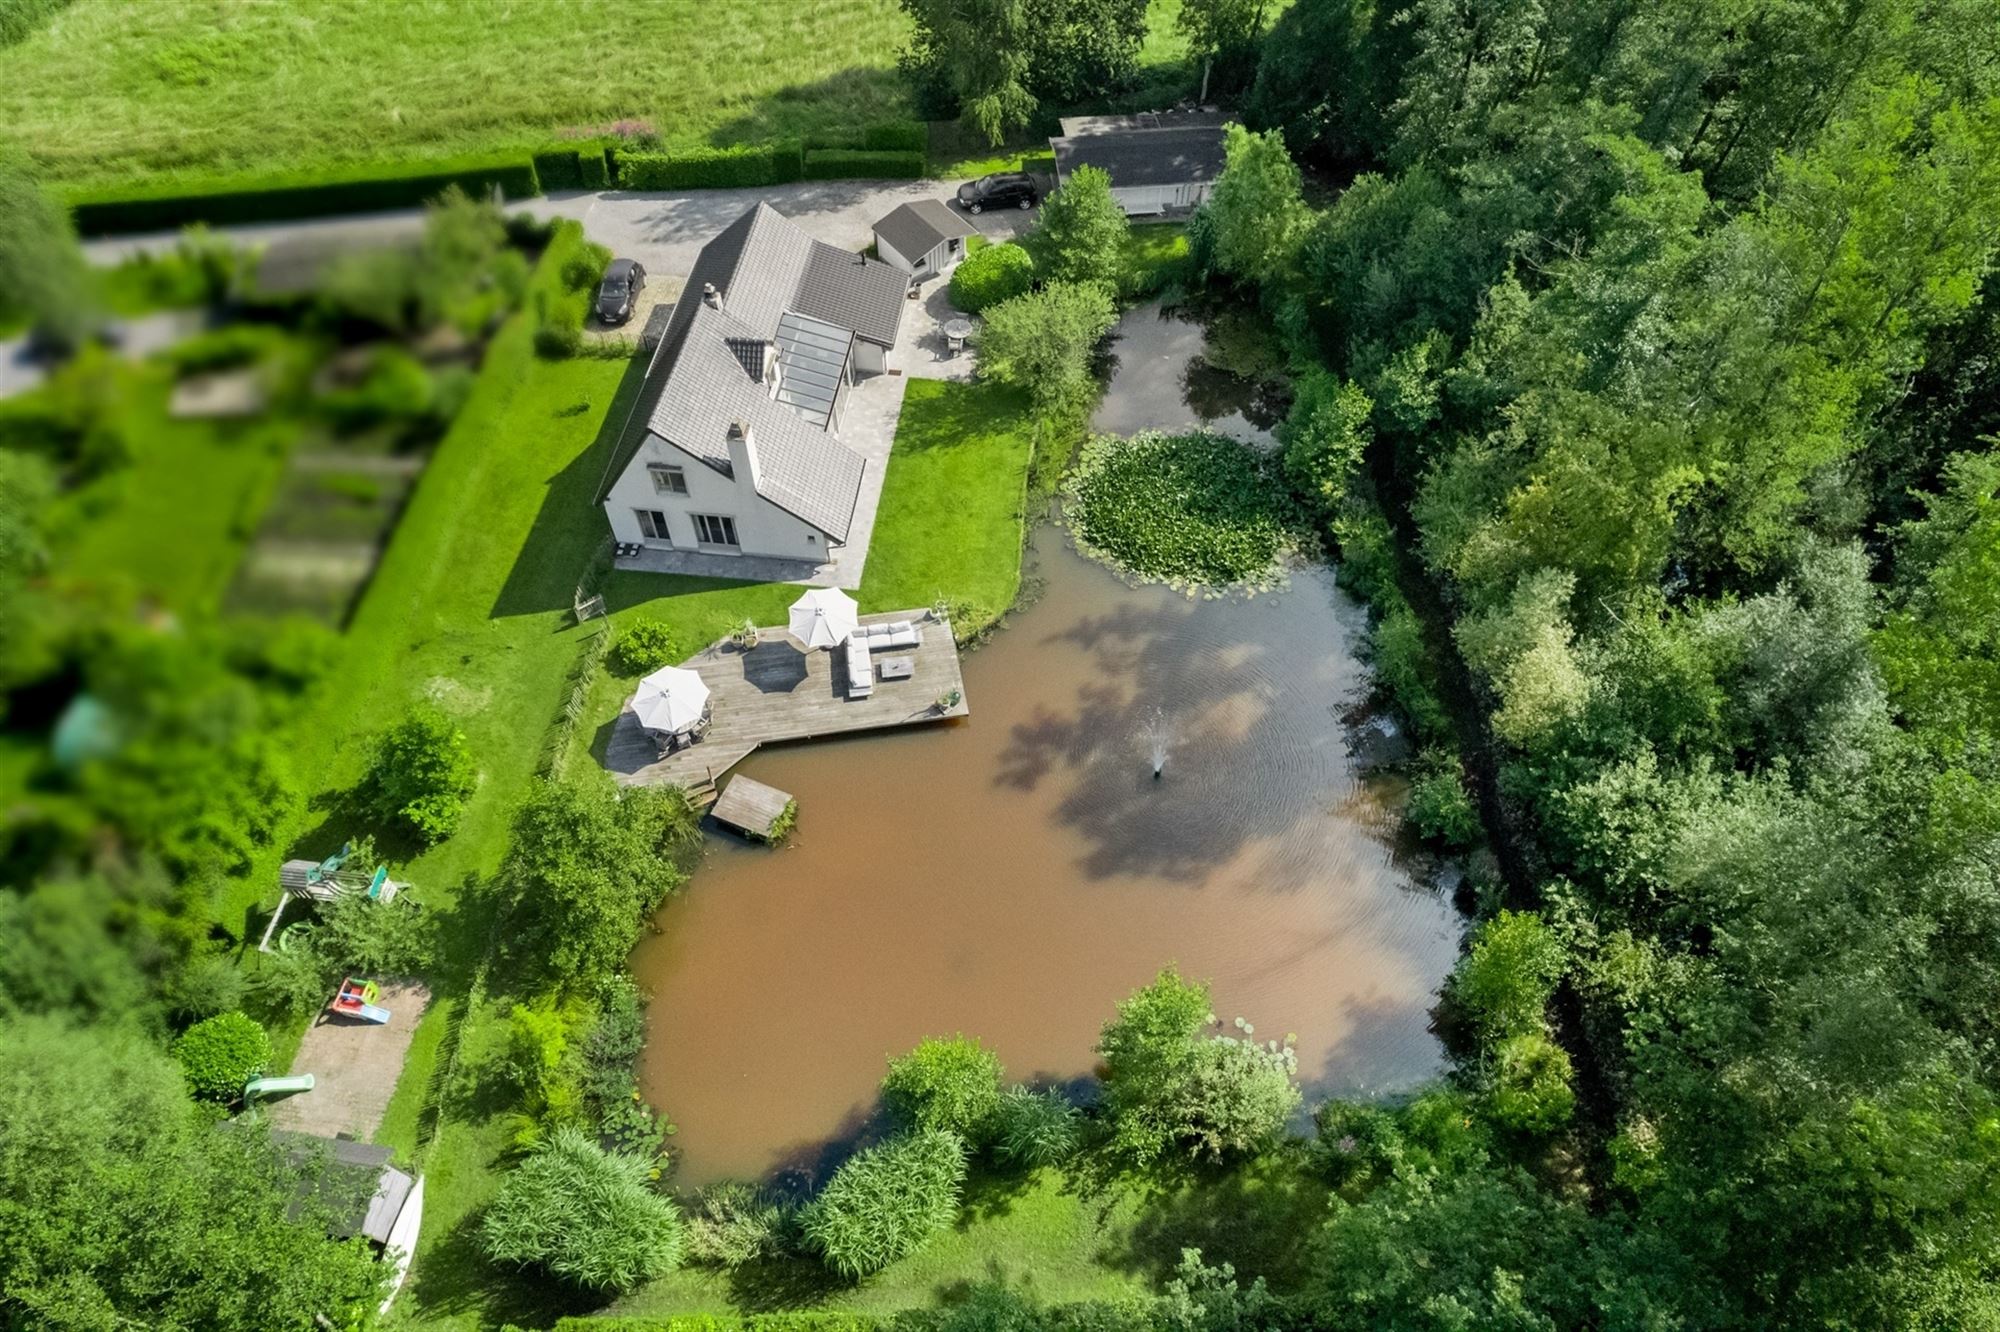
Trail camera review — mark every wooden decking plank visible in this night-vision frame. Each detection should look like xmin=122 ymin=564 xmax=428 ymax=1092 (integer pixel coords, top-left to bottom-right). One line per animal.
xmin=604 ymin=609 xmax=968 ymax=788
xmin=711 ymin=775 xmax=793 ymax=836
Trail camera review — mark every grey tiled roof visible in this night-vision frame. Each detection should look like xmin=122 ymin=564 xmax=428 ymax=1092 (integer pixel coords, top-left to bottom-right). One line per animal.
xmin=596 ymin=203 xmax=895 ymax=539
xmin=873 ymin=199 xmax=981 ymax=270
xmin=797 ymin=241 xmax=909 ymax=348
xmin=644 ymin=302 xmax=864 ymax=539
xmin=1050 ymin=124 xmax=1228 ymax=189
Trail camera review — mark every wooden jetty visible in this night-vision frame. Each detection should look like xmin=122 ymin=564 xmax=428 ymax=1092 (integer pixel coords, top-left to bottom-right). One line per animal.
xmin=604 ymin=609 xmax=968 ymax=788
xmin=710 ymin=775 xmax=794 ymax=840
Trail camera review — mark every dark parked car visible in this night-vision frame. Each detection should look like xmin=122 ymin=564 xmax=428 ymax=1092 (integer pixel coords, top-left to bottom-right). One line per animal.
xmin=596 ymin=257 xmax=646 ymax=325
xmin=955 ymin=172 xmax=1039 ymax=214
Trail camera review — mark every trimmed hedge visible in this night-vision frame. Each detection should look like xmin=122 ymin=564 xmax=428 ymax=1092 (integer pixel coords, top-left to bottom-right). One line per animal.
xmin=863 ymin=121 xmax=929 ymax=153
xmin=68 ymin=155 xmax=540 ymax=235
xmin=536 ymin=144 xmax=614 ymax=192
xmin=559 ymin=1317 xmax=885 ymax=1331
xmin=802 ymin=149 xmax=927 ymax=181
xmin=615 ymin=142 xmax=805 ymax=190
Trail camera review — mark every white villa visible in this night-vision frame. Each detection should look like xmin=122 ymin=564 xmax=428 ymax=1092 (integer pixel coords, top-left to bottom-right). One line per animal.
xmin=599 ymin=203 xmax=912 ymax=568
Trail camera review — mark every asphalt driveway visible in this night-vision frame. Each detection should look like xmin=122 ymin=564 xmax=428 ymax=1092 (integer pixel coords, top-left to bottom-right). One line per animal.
xmin=81 ymin=179 xmax=1038 ymax=283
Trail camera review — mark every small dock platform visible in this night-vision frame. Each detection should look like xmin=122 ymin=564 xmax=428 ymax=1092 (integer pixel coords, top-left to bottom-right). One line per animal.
xmin=711 ymin=775 xmax=793 ymax=840
xmin=604 ymin=609 xmax=968 ymax=788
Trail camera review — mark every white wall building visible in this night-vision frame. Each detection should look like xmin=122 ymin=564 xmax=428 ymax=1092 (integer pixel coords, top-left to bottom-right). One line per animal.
xmin=872 ymin=199 xmax=982 ymax=282
xmin=1049 ymin=111 xmax=1231 ymax=217
xmin=599 ymin=203 xmax=910 ymax=565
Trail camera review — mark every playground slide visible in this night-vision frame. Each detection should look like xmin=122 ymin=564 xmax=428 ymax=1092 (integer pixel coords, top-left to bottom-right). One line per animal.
xmin=352 ymin=1003 xmax=392 ymax=1024
xmin=243 ymin=1073 xmax=315 ymax=1100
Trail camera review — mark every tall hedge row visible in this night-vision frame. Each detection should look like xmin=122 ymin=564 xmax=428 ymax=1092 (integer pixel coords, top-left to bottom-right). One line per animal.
xmin=802 ymin=149 xmax=927 ymax=181
xmin=68 ymin=155 xmax=541 ymax=235
xmin=558 ymin=1318 xmax=884 ymax=1332
xmin=863 ymin=122 xmax=929 ymax=153
xmin=614 ymin=142 xmax=806 ymax=190
xmin=533 ymin=145 xmax=611 ymax=192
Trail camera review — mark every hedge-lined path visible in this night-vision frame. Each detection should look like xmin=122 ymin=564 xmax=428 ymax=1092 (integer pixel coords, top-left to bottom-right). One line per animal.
xmin=81 ymin=178 xmax=1039 ymax=282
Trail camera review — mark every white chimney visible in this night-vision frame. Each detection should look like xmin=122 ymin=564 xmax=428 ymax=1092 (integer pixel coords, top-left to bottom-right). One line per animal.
xmin=726 ymin=421 xmax=761 ymax=492
xmin=702 ymin=282 xmax=721 ymax=311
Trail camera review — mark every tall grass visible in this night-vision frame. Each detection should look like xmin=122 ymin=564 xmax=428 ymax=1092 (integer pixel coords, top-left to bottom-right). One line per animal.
xmin=0 ymin=0 xmax=913 ymax=185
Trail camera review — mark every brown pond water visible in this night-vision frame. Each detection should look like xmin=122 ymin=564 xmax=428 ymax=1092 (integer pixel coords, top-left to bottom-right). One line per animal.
xmin=631 ymin=303 xmax=1464 ymax=1189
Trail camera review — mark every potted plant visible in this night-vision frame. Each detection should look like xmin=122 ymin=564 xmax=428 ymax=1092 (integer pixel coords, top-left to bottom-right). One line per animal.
xmin=934 ymin=688 xmax=962 ymax=714
xmin=731 ymin=618 xmax=759 ymax=650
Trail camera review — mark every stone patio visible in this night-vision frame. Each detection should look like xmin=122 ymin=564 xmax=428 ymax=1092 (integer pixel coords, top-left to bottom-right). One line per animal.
xmin=269 ymin=980 xmax=430 ymax=1142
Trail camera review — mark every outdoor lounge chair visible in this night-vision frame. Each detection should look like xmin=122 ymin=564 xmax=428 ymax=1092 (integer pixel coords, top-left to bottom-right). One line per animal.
xmin=845 ymin=638 xmax=874 ymax=698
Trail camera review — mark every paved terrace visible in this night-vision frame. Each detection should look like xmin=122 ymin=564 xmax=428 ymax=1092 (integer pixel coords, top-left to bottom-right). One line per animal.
xmin=604 ymin=609 xmax=968 ymax=787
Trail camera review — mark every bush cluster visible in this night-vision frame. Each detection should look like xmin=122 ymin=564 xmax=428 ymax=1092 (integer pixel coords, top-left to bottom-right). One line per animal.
xmin=1405 ymin=751 xmax=1480 ymax=848
xmin=612 ymin=618 xmax=683 ymax=675
xmin=801 ymin=1130 xmax=968 ymax=1279
xmin=802 ymin=149 xmax=927 ymax=180
xmin=364 ymin=703 xmax=478 ymax=845
xmin=949 ymin=241 xmax=1034 ymax=313
xmin=1065 ymin=431 xmax=1306 ymax=589
xmin=881 ymin=1036 xmax=1003 ymax=1138
xmin=616 ymin=142 xmax=805 ymax=190
xmin=481 ymin=1125 xmax=685 ymax=1292
xmin=67 ymin=155 xmax=540 ymax=235
xmin=174 ymin=1010 xmax=270 ymax=1101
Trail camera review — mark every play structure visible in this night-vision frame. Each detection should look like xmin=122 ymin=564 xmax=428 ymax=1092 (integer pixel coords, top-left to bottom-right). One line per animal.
xmin=331 ymin=977 xmax=392 ymax=1024
xmin=256 ymin=842 xmax=406 ymax=952
xmin=244 ymin=1073 xmax=315 ymax=1101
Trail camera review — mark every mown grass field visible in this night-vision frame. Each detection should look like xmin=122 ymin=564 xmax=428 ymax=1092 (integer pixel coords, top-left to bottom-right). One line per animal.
xmin=0 ymin=0 xmax=914 ymax=185
xmin=0 ymin=0 xmax=1204 ymax=188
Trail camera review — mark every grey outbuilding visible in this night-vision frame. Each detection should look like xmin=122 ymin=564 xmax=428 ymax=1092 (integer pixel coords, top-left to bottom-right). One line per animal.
xmin=871 ymin=199 xmax=983 ymax=282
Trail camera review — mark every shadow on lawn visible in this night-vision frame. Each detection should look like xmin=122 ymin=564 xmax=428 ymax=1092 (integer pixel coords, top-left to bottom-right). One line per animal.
xmin=403 ymin=1203 xmax=605 ymax=1328
xmin=489 ymin=350 xmax=652 ymax=621
xmin=1096 ymin=1149 xmax=1330 ymax=1292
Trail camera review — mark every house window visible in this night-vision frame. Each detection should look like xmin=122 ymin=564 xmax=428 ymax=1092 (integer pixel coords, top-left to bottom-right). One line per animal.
xmin=648 ymin=463 xmax=688 ymax=495
xmin=635 ymin=509 xmax=671 ymax=542
xmin=692 ymin=514 xmax=739 ymax=548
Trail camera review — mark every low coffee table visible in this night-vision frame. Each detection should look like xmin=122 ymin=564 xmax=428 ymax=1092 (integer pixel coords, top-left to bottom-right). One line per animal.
xmin=878 ymin=655 xmax=915 ymax=681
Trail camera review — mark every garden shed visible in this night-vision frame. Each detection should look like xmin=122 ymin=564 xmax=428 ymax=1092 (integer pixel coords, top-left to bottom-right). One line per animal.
xmin=1049 ymin=111 xmax=1231 ymax=216
xmin=872 ymin=199 xmax=982 ymax=281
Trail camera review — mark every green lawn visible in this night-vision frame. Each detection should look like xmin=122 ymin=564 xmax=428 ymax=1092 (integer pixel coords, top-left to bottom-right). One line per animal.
xmin=0 ymin=0 xmax=913 ymax=186
xmin=38 ymin=367 xmax=297 ymax=617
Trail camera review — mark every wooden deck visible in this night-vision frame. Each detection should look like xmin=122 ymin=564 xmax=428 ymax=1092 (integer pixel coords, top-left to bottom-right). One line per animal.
xmin=604 ymin=610 xmax=968 ymax=787
xmin=711 ymin=775 xmax=793 ymax=839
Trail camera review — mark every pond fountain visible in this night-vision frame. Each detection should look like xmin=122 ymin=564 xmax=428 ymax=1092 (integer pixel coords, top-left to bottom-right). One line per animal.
xmin=629 ymin=299 xmax=1463 ymax=1187
xmin=1143 ymin=708 xmax=1172 ymax=780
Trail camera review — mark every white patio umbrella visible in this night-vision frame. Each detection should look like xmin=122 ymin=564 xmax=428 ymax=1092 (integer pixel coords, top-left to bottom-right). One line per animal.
xmin=632 ymin=665 xmax=710 ymax=734
xmin=787 ymin=587 xmax=859 ymax=650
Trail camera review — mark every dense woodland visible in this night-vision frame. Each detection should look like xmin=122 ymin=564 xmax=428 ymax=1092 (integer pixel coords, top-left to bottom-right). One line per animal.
xmin=1221 ymin=0 xmax=2000 ymax=1325
xmin=5 ymin=0 xmax=2000 ymax=1327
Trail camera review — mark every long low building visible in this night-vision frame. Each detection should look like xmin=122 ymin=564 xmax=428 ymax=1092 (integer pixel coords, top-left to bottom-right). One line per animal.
xmin=1048 ymin=110 xmax=1231 ymax=216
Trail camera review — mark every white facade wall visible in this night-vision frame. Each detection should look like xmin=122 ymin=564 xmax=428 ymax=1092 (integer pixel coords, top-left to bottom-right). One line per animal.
xmin=1109 ymin=180 xmax=1213 ymax=216
xmin=604 ymin=433 xmax=831 ymax=562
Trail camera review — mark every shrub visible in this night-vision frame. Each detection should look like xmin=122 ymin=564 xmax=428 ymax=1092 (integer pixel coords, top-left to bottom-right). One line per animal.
xmin=992 ymin=1086 xmax=1082 ymax=1167
xmin=174 ymin=1010 xmax=271 ymax=1101
xmin=1031 ymin=164 xmax=1129 ymax=290
xmin=322 ymin=347 xmax=436 ymax=431
xmin=67 ymin=155 xmax=540 ymax=235
xmin=562 ymin=242 xmax=612 ymax=293
xmin=481 ymin=1125 xmax=685 ymax=1292
xmin=1406 ymin=751 xmax=1480 ymax=848
xmin=363 ymin=703 xmax=478 ymax=845
xmin=1097 ymin=968 xmax=1300 ymax=1164
xmin=616 ymin=142 xmax=805 ymax=190
xmin=578 ymin=147 xmax=612 ymax=190
xmin=802 ymin=1130 xmax=967 ymax=1278
xmin=803 ymin=149 xmax=927 ymax=180
xmin=1065 ymin=431 xmax=1305 ymax=589
xmin=882 ymin=1036 xmax=1003 ymax=1140
xmin=1366 ymin=600 xmax=1452 ymax=743
xmin=1280 ymin=371 xmax=1374 ymax=516
xmin=949 ymin=241 xmax=1034 ymax=314
xmin=535 ymin=320 xmax=584 ymax=358
xmin=863 ymin=122 xmax=930 ymax=153
xmin=1310 ymin=1099 xmax=1405 ymax=1193
xmin=1485 ymin=1033 xmax=1576 ymax=1134
xmin=1446 ymin=910 xmax=1565 ymax=1042
xmin=685 ymin=1181 xmax=788 ymax=1269
xmin=164 ymin=325 xmax=273 ymax=376
xmin=534 ymin=147 xmax=602 ymax=191
xmin=612 ymin=619 xmax=683 ymax=675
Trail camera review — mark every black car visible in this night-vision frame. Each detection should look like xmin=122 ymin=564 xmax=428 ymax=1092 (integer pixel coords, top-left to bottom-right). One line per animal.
xmin=595 ymin=257 xmax=646 ymax=325
xmin=955 ymin=172 xmax=1039 ymax=214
